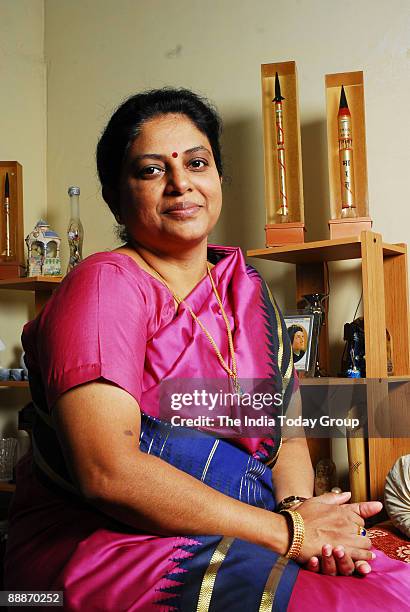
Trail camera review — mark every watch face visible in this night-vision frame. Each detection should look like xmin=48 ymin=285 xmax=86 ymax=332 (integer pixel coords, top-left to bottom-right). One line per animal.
xmin=278 ymin=496 xmax=307 ymax=512
xmin=281 ymin=496 xmax=306 ymax=509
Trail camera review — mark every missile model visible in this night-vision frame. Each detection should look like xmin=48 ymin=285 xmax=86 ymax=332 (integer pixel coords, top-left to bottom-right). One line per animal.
xmin=273 ymin=72 xmax=289 ymax=222
xmin=3 ymin=173 xmax=11 ymax=257
xmin=338 ymin=85 xmax=357 ymax=218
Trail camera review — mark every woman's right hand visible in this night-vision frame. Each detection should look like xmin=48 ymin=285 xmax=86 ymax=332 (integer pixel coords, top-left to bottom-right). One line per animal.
xmin=293 ymin=491 xmax=380 ymax=564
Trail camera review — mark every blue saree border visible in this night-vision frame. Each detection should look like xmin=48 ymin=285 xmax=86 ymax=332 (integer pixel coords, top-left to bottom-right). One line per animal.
xmin=155 ymin=535 xmax=299 ymax=611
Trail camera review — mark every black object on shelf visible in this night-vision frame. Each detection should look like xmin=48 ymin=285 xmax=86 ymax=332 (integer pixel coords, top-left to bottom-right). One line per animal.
xmin=18 ymin=401 xmax=35 ymax=434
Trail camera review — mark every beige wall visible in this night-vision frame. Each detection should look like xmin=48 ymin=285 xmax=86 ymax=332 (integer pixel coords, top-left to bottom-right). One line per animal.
xmin=0 ymin=0 xmax=46 ymax=427
xmin=44 ymin=0 xmax=410 ymax=365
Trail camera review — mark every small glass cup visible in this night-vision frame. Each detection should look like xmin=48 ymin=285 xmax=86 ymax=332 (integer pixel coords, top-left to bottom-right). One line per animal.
xmin=0 ymin=438 xmax=17 ymax=481
xmin=9 ymin=369 xmax=24 ymax=381
xmin=0 ymin=369 xmax=9 ymax=381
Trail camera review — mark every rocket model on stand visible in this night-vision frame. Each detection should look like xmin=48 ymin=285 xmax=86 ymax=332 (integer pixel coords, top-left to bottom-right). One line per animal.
xmin=338 ymin=85 xmax=357 ymax=218
xmin=273 ymin=72 xmax=289 ymax=222
xmin=2 ymin=173 xmax=11 ymax=257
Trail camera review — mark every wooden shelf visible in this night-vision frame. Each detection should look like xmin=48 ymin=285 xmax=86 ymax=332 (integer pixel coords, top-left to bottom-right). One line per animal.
xmin=247 ymin=236 xmax=405 ymax=264
xmin=299 ymin=377 xmax=365 ymax=386
xmin=0 ymin=275 xmax=63 ymax=314
xmin=248 ymin=231 xmax=410 ymax=502
xmin=299 ymin=376 xmax=410 ymax=386
xmin=0 ymin=276 xmax=63 ymax=291
xmin=1 ymin=376 xmax=404 ymax=391
xmin=0 ymin=482 xmax=16 ymax=493
xmin=0 ymin=381 xmax=29 ymax=388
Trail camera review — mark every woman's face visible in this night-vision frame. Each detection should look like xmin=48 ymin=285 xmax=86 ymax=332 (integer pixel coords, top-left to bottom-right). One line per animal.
xmin=118 ymin=113 xmax=222 ymax=253
xmin=292 ymin=330 xmax=305 ymax=352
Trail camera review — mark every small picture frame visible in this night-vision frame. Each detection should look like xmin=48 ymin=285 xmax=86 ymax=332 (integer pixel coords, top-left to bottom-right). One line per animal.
xmin=284 ymin=313 xmax=316 ymax=375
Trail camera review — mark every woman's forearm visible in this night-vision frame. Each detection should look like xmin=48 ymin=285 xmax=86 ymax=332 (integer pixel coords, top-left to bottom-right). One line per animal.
xmin=86 ymin=449 xmax=290 ymax=555
xmin=54 ymin=382 xmax=290 ymax=554
xmin=272 ymin=437 xmax=314 ymax=504
xmin=272 ymin=388 xmax=314 ymax=504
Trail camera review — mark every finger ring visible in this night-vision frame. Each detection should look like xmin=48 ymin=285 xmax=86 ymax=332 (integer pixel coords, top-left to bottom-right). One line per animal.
xmin=357 ymin=526 xmax=367 ymax=536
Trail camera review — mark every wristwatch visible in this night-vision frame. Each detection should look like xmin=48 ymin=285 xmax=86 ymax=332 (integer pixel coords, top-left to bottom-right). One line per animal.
xmin=277 ymin=496 xmax=307 ymax=512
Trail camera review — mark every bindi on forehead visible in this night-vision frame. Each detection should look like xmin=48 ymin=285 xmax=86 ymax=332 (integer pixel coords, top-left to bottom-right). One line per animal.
xmin=172 ymin=152 xmax=178 ymax=158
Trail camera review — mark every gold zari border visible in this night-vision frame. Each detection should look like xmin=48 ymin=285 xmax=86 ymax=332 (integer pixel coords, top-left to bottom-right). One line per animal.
xmin=201 ymin=439 xmax=220 ymax=482
xmin=265 ymin=284 xmax=293 ymax=467
xmin=196 ymin=536 xmax=234 ymax=612
xmin=259 ymin=556 xmax=289 ymax=612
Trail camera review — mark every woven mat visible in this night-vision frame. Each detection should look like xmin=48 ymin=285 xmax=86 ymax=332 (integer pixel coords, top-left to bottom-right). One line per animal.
xmin=368 ymin=521 xmax=410 ymax=563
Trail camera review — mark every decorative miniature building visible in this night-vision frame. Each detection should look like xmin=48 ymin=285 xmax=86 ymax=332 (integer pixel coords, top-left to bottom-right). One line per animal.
xmin=25 ymin=219 xmax=61 ymax=276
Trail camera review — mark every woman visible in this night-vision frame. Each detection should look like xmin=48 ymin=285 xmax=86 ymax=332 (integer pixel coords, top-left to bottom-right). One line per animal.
xmin=287 ymin=325 xmax=306 ymax=364
xmin=5 ymin=88 xmax=409 ymax=610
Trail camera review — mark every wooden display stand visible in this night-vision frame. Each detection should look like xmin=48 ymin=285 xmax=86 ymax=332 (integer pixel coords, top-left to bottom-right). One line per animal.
xmin=261 ymin=61 xmax=305 ymax=246
xmin=265 ymin=222 xmax=305 ymax=246
xmin=325 ymin=72 xmax=372 ymax=239
xmin=0 ymin=161 xmax=25 ymax=279
xmin=248 ymin=231 xmax=410 ymax=501
xmin=329 ymin=217 xmax=372 ymax=239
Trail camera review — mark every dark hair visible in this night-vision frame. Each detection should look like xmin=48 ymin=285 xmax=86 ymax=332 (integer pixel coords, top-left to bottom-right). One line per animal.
xmin=287 ymin=325 xmax=304 ymax=345
xmin=96 ymin=87 xmax=223 ymax=221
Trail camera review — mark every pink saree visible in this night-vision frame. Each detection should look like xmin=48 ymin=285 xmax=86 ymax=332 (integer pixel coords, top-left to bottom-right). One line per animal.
xmin=4 ymin=246 xmax=410 ymax=611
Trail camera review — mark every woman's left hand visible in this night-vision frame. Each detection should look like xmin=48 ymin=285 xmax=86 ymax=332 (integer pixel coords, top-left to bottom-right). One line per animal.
xmin=300 ymin=491 xmax=380 ymax=575
xmin=305 ymin=545 xmax=374 ymax=576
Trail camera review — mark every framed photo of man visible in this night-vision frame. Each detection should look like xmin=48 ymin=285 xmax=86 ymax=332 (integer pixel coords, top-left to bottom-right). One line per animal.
xmin=284 ymin=314 xmax=315 ymax=373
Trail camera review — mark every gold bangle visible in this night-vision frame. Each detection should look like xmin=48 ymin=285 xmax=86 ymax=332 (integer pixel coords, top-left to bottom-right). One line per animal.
xmin=280 ymin=509 xmax=305 ymax=560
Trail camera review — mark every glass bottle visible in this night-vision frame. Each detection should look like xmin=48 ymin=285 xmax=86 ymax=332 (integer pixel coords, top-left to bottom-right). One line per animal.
xmin=66 ymin=186 xmax=84 ymax=273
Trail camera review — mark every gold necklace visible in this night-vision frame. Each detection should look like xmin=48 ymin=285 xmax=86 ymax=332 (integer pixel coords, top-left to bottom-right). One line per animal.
xmin=137 ymin=254 xmax=239 ymax=392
